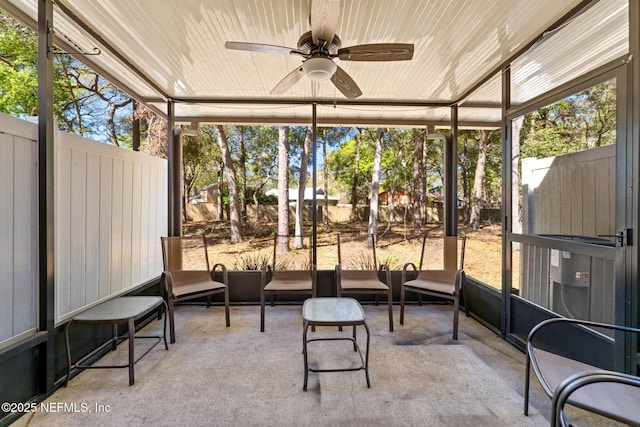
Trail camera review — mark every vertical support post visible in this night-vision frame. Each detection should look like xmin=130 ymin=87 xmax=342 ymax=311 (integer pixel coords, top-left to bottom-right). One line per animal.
xmin=501 ymin=66 xmax=513 ymax=338
xmin=37 ymin=0 xmax=55 ymax=393
xmin=311 ymin=103 xmax=317 ymax=271
xmin=443 ymin=105 xmax=458 ymax=271
xmin=625 ymin=0 xmax=639 ymax=373
xmin=167 ymin=100 xmax=180 ymax=236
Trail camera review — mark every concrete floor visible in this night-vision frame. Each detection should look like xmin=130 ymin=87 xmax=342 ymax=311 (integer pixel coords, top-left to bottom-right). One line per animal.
xmin=12 ymin=303 xmax=624 ymax=426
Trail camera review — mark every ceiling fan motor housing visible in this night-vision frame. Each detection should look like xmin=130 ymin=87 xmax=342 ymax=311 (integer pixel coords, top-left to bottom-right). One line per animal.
xmin=297 ymin=31 xmax=342 ymax=53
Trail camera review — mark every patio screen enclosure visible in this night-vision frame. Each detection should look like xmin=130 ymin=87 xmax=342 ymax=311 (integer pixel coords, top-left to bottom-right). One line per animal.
xmin=0 ymin=0 xmax=638 ymax=423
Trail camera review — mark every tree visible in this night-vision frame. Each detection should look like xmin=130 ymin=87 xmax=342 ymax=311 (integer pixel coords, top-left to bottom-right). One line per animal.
xmin=214 ymin=125 xmax=243 ymax=243
xmin=277 ymin=126 xmax=290 ymax=254
xmin=520 ymin=80 xmax=616 ymax=158
xmin=294 ymin=128 xmax=311 ymax=249
xmin=351 ymin=129 xmax=363 ymax=219
xmin=136 ymin=104 xmax=167 ymax=158
xmin=238 ymin=126 xmax=247 ymax=219
xmin=412 ymin=129 xmax=423 ymax=231
xmin=244 ymin=126 xmax=279 ymax=222
xmin=0 ymin=10 xmax=136 ymax=147
xmin=469 ymin=130 xmax=491 ymax=229
xmin=318 ymin=127 xmax=351 ymax=227
xmin=183 ymin=129 xmax=220 ymax=203
xmin=367 ymin=128 xmax=384 ymax=241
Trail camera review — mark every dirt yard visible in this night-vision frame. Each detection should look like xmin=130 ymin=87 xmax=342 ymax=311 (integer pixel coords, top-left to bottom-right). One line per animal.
xmin=180 ymin=221 xmax=507 ymax=290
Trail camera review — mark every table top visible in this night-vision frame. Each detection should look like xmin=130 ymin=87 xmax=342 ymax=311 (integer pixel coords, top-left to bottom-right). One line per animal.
xmin=303 ymin=297 xmax=365 ymax=325
xmin=73 ymin=296 xmax=164 ymax=323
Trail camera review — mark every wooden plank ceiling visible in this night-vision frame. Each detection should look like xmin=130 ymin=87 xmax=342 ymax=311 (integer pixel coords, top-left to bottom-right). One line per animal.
xmin=2 ymin=0 xmax=629 ymax=128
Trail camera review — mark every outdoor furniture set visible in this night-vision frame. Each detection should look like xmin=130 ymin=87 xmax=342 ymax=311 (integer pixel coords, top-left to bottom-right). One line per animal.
xmin=64 ymin=231 xmax=640 ymax=425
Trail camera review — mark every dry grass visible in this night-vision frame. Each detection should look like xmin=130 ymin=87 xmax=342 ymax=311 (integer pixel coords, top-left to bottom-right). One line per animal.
xmin=181 ymin=221 xmax=505 ymax=290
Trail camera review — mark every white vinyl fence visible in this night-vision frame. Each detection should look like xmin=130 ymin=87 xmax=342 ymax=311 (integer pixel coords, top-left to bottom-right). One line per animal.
xmin=0 ymin=115 xmax=38 ymax=346
xmin=0 ymin=113 xmax=168 ymax=346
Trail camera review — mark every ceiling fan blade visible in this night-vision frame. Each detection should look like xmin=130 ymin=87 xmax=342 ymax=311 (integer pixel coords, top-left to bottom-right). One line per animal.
xmin=225 ymin=41 xmax=304 ymax=56
xmin=270 ymin=67 xmax=305 ymax=95
xmin=310 ymin=0 xmax=342 ymax=47
xmin=330 ymin=66 xmax=362 ymax=99
xmin=337 ymin=43 xmax=414 ymax=61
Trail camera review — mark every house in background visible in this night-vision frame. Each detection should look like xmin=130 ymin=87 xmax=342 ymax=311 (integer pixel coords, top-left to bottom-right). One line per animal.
xmin=379 ymin=189 xmax=410 ymax=207
xmin=265 ymin=187 xmax=339 ymax=206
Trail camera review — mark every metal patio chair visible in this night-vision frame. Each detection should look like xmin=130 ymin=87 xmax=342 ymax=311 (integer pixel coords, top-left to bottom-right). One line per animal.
xmin=399 ymin=234 xmax=466 ymax=340
xmin=524 ymin=317 xmax=640 ymax=425
xmin=160 ymin=234 xmax=230 ymax=343
xmin=335 ymin=233 xmax=393 ymax=331
xmin=260 ymin=234 xmax=315 ymax=332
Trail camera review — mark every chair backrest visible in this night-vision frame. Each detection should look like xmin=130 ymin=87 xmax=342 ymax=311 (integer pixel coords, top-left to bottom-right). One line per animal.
xmin=337 ymin=233 xmax=377 ymax=269
xmin=418 ymin=234 xmax=466 ymax=271
xmin=161 ymin=234 xmax=211 ymax=272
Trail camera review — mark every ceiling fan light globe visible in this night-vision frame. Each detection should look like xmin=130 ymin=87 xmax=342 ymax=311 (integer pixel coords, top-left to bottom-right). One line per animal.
xmin=302 ymin=57 xmax=337 ymax=81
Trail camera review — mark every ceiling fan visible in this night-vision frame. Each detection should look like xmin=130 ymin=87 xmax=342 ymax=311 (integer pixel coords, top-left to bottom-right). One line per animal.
xmin=225 ymin=0 xmax=414 ymax=99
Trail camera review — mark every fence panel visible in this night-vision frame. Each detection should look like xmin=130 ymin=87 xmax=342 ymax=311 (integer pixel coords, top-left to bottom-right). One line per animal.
xmin=0 ymin=115 xmax=38 ymax=345
xmin=55 ymin=131 xmax=167 ymax=322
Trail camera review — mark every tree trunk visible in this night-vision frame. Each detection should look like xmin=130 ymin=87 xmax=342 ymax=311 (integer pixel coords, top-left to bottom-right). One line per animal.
xmin=350 ymin=129 xmax=362 ymax=220
xmin=367 ymin=129 xmax=384 ymax=243
xmin=132 ymin=100 xmax=140 ymax=151
xmin=412 ymin=130 xmax=422 ymax=231
xmin=239 ymin=126 xmax=247 ymax=221
xmin=461 ymin=135 xmax=470 ymax=223
xmin=294 ymin=128 xmax=311 ymax=248
xmin=383 ymin=149 xmax=399 ymax=235
xmin=422 ymin=127 xmax=433 ymax=226
xmin=277 ymin=126 xmax=290 ymax=255
xmin=217 ymin=164 xmax=224 ymax=220
xmin=253 ymin=164 xmax=276 ymax=223
xmin=512 ymin=117 xmax=524 ymax=236
xmin=214 ymin=125 xmax=243 ymax=243
xmin=469 ymin=130 xmax=489 ymax=229
xmin=322 ymin=130 xmax=329 ymax=228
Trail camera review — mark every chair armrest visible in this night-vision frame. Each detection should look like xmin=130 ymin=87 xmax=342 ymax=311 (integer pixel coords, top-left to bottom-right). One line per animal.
xmin=401 ymin=262 xmax=418 ymax=283
xmin=551 ymin=370 xmax=640 ymax=427
xmin=379 ymin=263 xmax=392 ymax=285
xmin=528 ymin=317 xmax=640 ymax=344
xmin=211 ymin=263 xmax=228 ymax=285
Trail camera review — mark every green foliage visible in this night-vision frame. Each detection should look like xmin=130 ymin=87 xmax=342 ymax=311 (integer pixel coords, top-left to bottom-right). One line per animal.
xmin=216 ymin=186 xmax=276 ymax=206
xmin=520 ymin=79 xmax=616 ymax=158
xmin=1 ymin=11 xmax=50 ymax=117
xmin=183 ymin=129 xmax=220 ymax=195
xmin=0 ymin=11 xmax=134 ymax=145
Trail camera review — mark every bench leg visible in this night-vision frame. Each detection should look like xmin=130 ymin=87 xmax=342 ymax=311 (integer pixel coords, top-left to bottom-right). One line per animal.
xmin=65 ymin=321 xmax=73 ymax=386
xmin=128 ymin=318 xmax=135 ymax=386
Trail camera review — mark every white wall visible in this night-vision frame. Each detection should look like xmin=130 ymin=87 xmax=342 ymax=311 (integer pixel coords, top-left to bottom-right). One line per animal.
xmin=0 ymin=113 xmax=168 ymax=345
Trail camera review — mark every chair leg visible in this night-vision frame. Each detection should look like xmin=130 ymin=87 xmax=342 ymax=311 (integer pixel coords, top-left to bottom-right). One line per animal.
xmin=524 ymin=356 xmax=531 ymax=416
xmin=452 ymin=294 xmax=460 ymax=341
xmin=167 ymin=298 xmax=176 ymax=344
xmin=387 ymin=290 xmax=394 ymax=332
xmin=224 ymin=287 xmax=230 ymax=327
xmin=399 ymin=285 xmax=405 ymax=325
xmin=260 ymin=290 xmax=266 ymax=333
xmin=337 ymin=284 xmax=343 ymax=332
xmin=206 ymin=295 xmax=211 ymax=308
